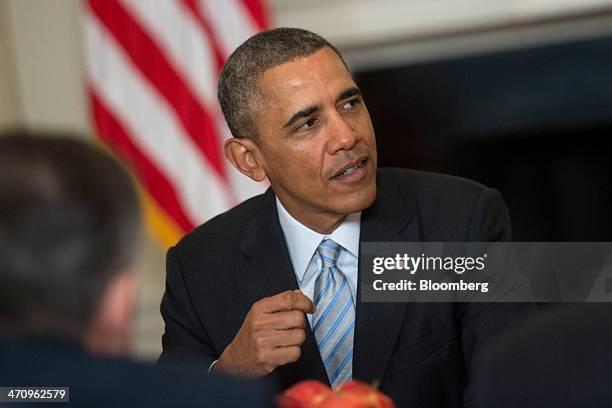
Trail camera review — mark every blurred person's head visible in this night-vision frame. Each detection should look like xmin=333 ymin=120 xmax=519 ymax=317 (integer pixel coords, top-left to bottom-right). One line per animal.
xmin=219 ymin=28 xmax=377 ymax=233
xmin=0 ymin=130 xmax=142 ymax=356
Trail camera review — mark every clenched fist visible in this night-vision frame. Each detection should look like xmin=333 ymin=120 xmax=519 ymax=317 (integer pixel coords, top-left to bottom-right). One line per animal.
xmin=214 ymin=289 xmax=315 ymax=377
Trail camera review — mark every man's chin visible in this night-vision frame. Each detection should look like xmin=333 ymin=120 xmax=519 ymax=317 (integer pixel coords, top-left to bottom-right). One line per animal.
xmin=335 ymin=184 xmax=377 ymax=215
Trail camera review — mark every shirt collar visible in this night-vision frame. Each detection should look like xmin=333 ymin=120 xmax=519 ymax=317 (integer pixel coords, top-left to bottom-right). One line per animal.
xmin=276 ymin=196 xmax=361 ymax=283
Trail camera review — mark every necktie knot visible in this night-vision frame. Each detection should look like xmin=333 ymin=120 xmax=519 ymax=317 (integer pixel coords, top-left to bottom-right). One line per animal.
xmin=317 ymin=239 xmax=340 ymax=268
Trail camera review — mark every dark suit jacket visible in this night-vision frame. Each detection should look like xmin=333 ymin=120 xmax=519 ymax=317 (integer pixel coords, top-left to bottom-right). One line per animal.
xmin=0 ymin=338 xmax=274 ymax=408
xmin=159 ymin=168 xmax=533 ymax=407
xmin=471 ymin=303 xmax=612 ymax=408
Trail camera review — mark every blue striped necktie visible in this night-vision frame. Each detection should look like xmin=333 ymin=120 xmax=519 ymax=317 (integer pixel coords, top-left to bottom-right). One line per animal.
xmin=312 ymin=238 xmax=355 ymax=388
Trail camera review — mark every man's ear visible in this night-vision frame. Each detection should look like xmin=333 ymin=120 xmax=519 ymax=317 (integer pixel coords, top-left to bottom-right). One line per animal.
xmin=224 ymin=137 xmax=267 ymax=182
xmin=83 ymin=270 xmax=136 ymax=356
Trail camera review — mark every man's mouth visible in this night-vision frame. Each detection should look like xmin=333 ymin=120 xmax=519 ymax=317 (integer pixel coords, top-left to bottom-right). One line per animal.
xmin=331 ymin=157 xmax=369 ymax=180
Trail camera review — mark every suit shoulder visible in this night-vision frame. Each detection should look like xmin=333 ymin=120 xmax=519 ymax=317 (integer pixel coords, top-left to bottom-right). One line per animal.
xmin=378 ymin=167 xmax=489 ymax=201
xmin=377 ymin=168 xmax=508 ymax=240
xmin=175 ymin=191 xmax=268 ymax=252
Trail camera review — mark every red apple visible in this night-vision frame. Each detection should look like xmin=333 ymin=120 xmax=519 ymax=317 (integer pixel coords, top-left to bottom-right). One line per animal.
xmin=315 ymin=392 xmax=371 ymax=408
xmin=334 ymin=380 xmax=396 ymax=408
xmin=278 ymin=379 xmax=395 ymax=408
xmin=276 ymin=394 xmax=307 ymax=408
xmin=280 ymin=380 xmax=332 ymax=407
xmin=337 ymin=380 xmax=373 ymax=395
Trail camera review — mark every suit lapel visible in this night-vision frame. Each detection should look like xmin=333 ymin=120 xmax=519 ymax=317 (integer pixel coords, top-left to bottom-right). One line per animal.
xmin=235 ymin=189 xmax=329 ymax=387
xmin=236 ymin=189 xmax=298 ymax=301
xmin=353 ymin=172 xmax=418 ymax=384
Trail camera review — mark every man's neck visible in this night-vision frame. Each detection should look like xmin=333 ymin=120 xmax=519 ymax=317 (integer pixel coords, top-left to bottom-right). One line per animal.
xmin=312 ymin=214 xmax=347 ymax=235
xmin=294 ymin=211 xmax=347 ymax=235
xmin=277 ymin=200 xmax=347 ymax=235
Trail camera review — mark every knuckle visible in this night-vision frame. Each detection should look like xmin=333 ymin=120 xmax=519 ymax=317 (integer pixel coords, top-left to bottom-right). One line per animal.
xmin=254 ymin=350 xmax=268 ymax=365
xmin=251 ymin=320 xmax=264 ymax=332
xmin=253 ymin=335 xmax=266 ymax=349
xmin=286 ymin=311 xmax=303 ymax=327
xmin=289 ymin=346 xmax=301 ymax=362
xmin=294 ymin=312 xmax=305 ymax=326
xmin=251 ymin=302 xmax=263 ymax=314
xmin=263 ymin=363 xmax=275 ymax=374
xmin=284 ymin=291 xmax=295 ymax=305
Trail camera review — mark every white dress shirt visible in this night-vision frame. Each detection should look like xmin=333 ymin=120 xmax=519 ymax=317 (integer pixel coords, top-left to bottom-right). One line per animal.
xmin=276 ymin=197 xmax=361 ymax=325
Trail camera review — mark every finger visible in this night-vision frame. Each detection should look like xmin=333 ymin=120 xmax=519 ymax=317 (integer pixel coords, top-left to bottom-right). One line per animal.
xmin=273 ymin=329 xmax=307 ymax=347
xmin=292 ymin=289 xmax=316 ymax=314
xmin=269 ymin=345 xmax=302 ymax=367
xmin=250 ymin=310 xmax=305 ymax=331
xmin=258 ymin=310 xmax=306 ymax=330
xmin=259 ymin=290 xmax=315 ymax=314
xmin=255 ymin=329 xmax=306 ymax=349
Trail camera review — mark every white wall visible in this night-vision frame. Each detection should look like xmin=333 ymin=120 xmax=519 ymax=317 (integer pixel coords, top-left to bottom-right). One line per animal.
xmin=271 ymin=0 xmax=612 ymax=69
xmin=272 ymin=0 xmax=612 ymax=48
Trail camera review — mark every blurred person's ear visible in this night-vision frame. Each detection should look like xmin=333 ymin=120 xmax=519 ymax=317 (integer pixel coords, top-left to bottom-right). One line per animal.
xmin=83 ymin=270 xmax=137 ymax=356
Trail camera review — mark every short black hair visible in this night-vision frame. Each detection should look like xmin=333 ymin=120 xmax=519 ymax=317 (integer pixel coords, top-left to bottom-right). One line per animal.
xmin=218 ymin=27 xmax=348 ymax=140
xmin=0 ymin=130 xmax=141 ymax=339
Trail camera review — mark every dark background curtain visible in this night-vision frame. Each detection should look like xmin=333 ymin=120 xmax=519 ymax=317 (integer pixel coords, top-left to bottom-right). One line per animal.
xmin=356 ymin=34 xmax=612 ymax=241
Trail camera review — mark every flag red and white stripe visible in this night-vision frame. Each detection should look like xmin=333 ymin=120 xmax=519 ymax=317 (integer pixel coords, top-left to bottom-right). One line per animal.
xmin=83 ymin=0 xmax=269 ymax=246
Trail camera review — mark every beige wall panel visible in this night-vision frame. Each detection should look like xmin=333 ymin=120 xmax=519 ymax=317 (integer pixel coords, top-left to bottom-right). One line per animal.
xmin=0 ymin=0 xmax=19 ymax=128
xmin=6 ymin=0 xmax=89 ymax=135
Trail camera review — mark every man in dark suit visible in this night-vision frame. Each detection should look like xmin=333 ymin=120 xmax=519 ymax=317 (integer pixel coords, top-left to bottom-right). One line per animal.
xmin=159 ymin=28 xmax=532 ymax=407
xmin=0 ymin=131 xmax=273 ymax=407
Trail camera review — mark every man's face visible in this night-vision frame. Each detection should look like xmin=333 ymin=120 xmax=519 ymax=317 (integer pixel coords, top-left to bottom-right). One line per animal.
xmin=251 ymin=47 xmax=377 ymax=228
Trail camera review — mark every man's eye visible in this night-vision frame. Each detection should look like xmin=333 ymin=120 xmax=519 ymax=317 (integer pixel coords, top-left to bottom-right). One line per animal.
xmin=297 ymin=118 xmax=319 ymax=131
xmin=341 ymin=98 xmax=360 ymax=110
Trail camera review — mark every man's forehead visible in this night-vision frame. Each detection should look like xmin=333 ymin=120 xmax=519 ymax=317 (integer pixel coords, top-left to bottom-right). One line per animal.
xmin=257 ymin=48 xmax=354 ymax=104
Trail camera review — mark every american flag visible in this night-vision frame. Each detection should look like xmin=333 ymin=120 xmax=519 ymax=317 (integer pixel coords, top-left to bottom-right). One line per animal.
xmin=84 ymin=0 xmax=269 ymax=247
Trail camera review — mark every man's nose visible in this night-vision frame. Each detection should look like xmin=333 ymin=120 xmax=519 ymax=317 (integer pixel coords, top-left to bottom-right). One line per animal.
xmin=327 ymin=113 xmax=360 ymax=153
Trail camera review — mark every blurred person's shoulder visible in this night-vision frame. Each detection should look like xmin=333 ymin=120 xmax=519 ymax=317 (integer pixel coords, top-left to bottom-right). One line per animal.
xmin=0 ymin=339 xmax=274 ymax=407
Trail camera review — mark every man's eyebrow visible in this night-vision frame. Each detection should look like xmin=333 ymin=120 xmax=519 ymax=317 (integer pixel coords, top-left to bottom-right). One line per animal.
xmin=281 ymin=87 xmax=361 ymax=129
xmin=282 ymin=105 xmax=319 ymax=129
xmin=336 ymin=87 xmax=361 ymax=102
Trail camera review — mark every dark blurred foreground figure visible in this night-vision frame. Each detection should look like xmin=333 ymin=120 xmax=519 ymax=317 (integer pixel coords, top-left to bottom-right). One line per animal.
xmin=470 ymin=304 xmax=612 ymax=408
xmin=0 ymin=131 xmax=274 ymax=407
